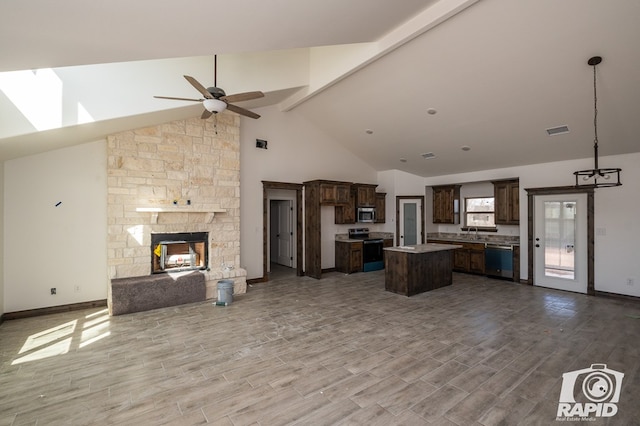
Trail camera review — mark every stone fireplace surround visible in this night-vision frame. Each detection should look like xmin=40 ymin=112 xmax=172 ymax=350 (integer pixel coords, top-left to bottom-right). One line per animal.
xmin=106 ymin=112 xmax=247 ymax=311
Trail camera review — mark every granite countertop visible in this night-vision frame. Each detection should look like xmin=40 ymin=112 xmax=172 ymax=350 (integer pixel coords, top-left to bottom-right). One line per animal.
xmin=427 ymin=233 xmax=520 ymax=246
xmin=336 ymin=232 xmax=394 ymax=242
xmin=384 ymin=243 xmax=462 ymax=253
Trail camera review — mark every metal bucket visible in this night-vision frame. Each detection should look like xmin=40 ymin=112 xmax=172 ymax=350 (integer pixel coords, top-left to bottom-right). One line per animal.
xmin=217 ymin=280 xmax=234 ymax=305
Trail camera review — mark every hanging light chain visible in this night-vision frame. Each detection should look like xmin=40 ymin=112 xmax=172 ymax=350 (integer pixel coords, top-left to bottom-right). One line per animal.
xmin=592 ymin=62 xmax=598 ymax=146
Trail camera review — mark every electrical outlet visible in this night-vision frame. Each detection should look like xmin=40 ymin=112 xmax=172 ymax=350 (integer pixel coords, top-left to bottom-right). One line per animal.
xmin=74 ymin=285 xmax=81 ymax=293
xmin=627 ymin=278 xmax=635 ymax=286
xmin=50 ymin=288 xmax=56 ymax=295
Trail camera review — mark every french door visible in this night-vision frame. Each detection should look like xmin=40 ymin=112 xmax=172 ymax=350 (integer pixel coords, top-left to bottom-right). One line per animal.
xmin=533 ymin=193 xmax=588 ymax=293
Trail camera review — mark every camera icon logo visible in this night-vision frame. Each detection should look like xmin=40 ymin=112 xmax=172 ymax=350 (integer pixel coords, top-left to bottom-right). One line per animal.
xmin=557 ymin=364 xmax=624 ymax=419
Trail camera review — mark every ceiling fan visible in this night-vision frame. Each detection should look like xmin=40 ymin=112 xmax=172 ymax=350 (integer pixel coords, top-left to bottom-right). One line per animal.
xmin=154 ymin=55 xmax=264 ymax=119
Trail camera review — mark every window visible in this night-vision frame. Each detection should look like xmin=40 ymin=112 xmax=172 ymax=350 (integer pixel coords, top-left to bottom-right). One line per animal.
xmin=465 ymin=197 xmax=496 ymax=228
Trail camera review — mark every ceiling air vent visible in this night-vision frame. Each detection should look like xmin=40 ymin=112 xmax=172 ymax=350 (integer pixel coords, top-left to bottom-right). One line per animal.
xmin=421 ymin=152 xmax=436 ymax=159
xmin=546 ymin=125 xmax=570 ymax=136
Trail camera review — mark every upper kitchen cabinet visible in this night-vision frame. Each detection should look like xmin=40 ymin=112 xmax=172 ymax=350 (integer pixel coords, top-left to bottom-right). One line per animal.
xmin=319 ymin=181 xmax=351 ymax=205
xmin=355 ymin=184 xmax=377 ymax=207
xmin=492 ymin=179 xmax=519 ymax=225
xmin=375 ymin=192 xmax=386 ymax=223
xmin=335 ymin=186 xmax=356 ymax=224
xmin=432 ymin=185 xmax=461 ymax=224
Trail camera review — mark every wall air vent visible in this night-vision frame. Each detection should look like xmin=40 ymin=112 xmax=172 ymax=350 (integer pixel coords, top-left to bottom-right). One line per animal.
xmin=421 ymin=152 xmax=436 ymax=159
xmin=546 ymin=125 xmax=570 ymax=136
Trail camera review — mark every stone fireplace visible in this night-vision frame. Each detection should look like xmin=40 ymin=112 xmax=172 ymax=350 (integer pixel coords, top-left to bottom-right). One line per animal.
xmin=106 ymin=112 xmax=247 ymax=305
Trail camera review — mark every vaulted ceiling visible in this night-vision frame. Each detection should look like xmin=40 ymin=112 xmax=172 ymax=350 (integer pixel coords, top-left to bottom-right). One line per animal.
xmin=1 ymin=0 xmax=639 ymax=177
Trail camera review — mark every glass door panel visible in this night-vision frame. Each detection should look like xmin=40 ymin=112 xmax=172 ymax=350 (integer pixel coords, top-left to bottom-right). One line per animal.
xmin=543 ymin=201 xmax=576 ymax=280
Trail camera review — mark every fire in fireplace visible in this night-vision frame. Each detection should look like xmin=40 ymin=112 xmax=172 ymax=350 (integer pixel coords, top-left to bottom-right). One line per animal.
xmin=151 ymin=232 xmax=208 ymax=274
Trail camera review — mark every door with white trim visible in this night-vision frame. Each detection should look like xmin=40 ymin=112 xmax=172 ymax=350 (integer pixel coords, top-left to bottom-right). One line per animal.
xmin=398 ymin=198 xmax=423 ymax=246
xmin=533 ymin=193 xmax=588 ymax=293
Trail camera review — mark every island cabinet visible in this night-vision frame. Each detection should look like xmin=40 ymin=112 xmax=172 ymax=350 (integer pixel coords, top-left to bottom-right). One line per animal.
xmin=384 ymin=244 xmax=460 ymax=296
xmin=432 ymin=185 xmax=461 ymax=224
xmin=492 ymin=179 xmax=519 ymax=225
xmin=335 ymin=240 xmax=363 ymax=274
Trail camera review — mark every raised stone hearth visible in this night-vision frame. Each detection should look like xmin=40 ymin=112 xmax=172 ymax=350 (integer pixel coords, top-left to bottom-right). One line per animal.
xmin=106 ymin=113 xmax=246 ymax=313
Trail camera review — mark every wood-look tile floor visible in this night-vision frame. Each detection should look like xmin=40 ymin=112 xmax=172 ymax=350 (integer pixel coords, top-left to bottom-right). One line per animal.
xmin=1 ymin=271 xmax=640 ymax=425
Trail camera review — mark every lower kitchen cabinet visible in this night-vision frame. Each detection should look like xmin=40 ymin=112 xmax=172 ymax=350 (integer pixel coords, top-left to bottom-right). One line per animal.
xmin=454 ymin=242 xmax=485 ymax=274
xmin=432 ymin=240 xmax=485 ymax=275
xmin=335 ymin=240 xmax=363 ymax=274
xmin=468 ymin=246 xmax=485 ymax=274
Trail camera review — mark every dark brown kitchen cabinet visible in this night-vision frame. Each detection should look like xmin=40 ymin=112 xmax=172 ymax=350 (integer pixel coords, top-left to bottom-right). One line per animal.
xmin=355 ymin=184 xmax=377 ymax=207
xmin=453 ymin=242 xmax=485 ymax=274
xmin=335 ymin=186 xmax=356 ymax=224
xmin=468 ymin=245 xmax=486 ymax=274
xmin=492 ymin=179 xmax=519 ymax=225
xmin=432 ymin=185 xmax=461 ymax=224
xmin=319 ymin=181 xmax=351 ymax=205
xmin=374 ymin=192 xmax=386 ymax=223
xmin=513 ymin=245 xmax=520 ymax=283
xmin=432 ymin=239 xmax=484 ymax=275
xmin=453 ymin=248 xmax=469 ymax=271
xmin=335 ymin=240 xmax=363 ymax=274
xmin=305 ymin=179 xmax=353 ymax=279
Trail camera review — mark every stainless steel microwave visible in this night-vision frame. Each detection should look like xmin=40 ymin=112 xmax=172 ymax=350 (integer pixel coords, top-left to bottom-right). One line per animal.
xmin=357 ymin=207 xmax=375 ymax=223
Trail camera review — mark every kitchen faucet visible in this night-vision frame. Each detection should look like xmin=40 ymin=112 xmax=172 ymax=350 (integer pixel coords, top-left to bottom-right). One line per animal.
xmin=467 ymin=226 xmax=479 ymax=240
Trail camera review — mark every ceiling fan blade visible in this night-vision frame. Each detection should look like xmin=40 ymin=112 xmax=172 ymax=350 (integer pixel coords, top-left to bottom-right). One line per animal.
xmin=221 ymin=91 xmax=265 ymax=103
xmin=201 ymin=109 xmax=213 ymax=119
xmin=226 ymin=103 xmax=261 ymax=119
xmin=154 ymin=95 xmax=204 ymax=102
xmin=184 ymin=75 xmax=213 ymax=99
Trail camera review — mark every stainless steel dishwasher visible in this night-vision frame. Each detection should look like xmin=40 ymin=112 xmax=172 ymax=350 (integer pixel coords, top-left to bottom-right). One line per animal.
xmin=485 ymin=243 xmax=513 ymax=279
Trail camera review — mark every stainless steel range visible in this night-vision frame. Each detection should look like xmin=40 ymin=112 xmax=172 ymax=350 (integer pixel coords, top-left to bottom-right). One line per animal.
xmin=348 ymin=228 xmax=384 ymax=272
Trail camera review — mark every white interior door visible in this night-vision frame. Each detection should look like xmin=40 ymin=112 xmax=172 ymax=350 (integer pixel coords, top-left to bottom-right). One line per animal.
xmin=398 ymin=198 xmax=422 ymax=246
xmin=271 ymin=200 xmax=294 ymax=268
xmin=533 ymin=193 xmax=588 ymax=293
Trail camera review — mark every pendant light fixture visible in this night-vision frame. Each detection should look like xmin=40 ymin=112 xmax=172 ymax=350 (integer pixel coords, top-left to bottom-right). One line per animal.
xmin=573 ymin=56 xmax=622 ymax=188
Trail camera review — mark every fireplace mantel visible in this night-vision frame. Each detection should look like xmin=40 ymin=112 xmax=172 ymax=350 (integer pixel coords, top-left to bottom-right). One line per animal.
xmin=136 ymin=207 xmax=226 ymax=224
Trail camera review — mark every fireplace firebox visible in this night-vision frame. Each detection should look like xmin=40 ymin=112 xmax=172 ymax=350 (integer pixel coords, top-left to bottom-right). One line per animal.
xmin=151 ymin=232 xmax=208 ymax=274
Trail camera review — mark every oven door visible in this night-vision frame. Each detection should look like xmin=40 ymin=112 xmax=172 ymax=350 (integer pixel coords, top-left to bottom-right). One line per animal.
xmin=363 ymin=239 xmax=384 ymax=272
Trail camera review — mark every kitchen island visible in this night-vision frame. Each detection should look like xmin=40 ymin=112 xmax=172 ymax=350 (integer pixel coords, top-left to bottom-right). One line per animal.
xmin=384 ymin=243 xmax=462 ymax=296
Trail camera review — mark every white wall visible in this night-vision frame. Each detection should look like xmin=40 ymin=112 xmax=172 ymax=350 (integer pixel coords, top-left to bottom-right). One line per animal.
xmin=239 ymin=105 xmax=379 ymax=279
xmin=423 ymin=152 xmax=640 ymax=297
xmin=4 ymin=140 xmax=107 ymax=311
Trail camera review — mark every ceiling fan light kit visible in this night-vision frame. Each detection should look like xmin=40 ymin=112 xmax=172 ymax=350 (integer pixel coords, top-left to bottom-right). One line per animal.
xmin=203 ymin=98 xmax=227 ymax=114
xmin=573 ymin=56 xmax=622 ymax=188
